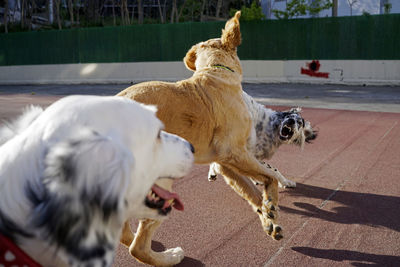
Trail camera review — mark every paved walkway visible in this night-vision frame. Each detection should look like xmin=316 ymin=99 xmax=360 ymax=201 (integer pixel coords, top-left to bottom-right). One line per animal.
xmin=1 ymin=83 xmax=399 ymax=113
xmin=0 ymin=83 xmax=399 ymax=266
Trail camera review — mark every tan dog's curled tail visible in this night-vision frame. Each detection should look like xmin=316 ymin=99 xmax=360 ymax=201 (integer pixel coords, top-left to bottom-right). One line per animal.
xmin=222 ymin=11 xmax=241 ymax=50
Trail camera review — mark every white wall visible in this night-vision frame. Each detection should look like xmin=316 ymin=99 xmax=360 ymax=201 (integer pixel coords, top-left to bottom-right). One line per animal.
xmin=0 ymin=60 xmax=399 ymax=85
xmin=243 ymin=60 xmax=400 ymax=85
xmin=0 ymin=62 xmax=191 ymax=84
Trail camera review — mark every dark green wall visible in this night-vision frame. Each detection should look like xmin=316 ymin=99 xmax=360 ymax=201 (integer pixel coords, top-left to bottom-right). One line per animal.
xmin=0 ymin=14 xmax=399 ymax=66
xmin=239 ymin=14 xmax=400 ymax=60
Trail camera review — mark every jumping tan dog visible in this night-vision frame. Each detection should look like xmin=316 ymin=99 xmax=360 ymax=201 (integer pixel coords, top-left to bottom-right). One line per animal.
xmin=118 ymin=12 xmax=284 ymax=266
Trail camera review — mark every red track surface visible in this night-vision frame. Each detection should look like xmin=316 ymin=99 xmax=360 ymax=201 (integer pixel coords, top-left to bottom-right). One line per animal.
xmin=1 ymin=94 xmax=399 ymax=266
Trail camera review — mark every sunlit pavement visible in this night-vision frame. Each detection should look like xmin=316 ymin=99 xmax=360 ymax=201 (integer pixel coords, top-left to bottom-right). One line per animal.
xmin=1 ymin=83 xmax=399 ymax=266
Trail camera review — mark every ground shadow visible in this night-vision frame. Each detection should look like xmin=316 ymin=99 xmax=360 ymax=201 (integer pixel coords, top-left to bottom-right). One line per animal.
xmin=175 ymin=257 xmax=205 ymax=267
xmin=151 ymin=240 xmax=166 ymax=252
xmin=280 ymin=183 xmax=400 ymax=232
xmin=292 ymin=247 xmax=400 ymax=266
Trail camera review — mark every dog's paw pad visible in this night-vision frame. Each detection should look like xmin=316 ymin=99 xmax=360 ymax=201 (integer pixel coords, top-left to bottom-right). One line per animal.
xmin=262 ymin=221 xmax=283 ymax=240
xmin=270 ymin=225 xmax=283 ymax=240
xmin=273 ymin=232 xmax=284 ymax=241
xmin=266 ymin=222 xmax=273 ymax=235
xmin=208 ymin=175 xmax=217 ymax=181
xmin=262 ymin=199 xmax=278 ymax=220
xmin=273 ymin=225 xmax=283 ymax=240
xmin=266 ymin=223 xmax=283 ymax=240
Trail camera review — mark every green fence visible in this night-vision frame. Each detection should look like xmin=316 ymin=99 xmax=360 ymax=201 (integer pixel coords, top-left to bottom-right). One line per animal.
xmin=0 ymin=14 xmax=399 ymax=66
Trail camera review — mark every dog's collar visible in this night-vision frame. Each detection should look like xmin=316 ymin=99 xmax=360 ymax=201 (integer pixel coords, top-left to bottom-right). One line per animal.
xmin=0 ymin=233 xmax=42 ymax=267
xmin=212 ymin=64 xmax=235 ymax=73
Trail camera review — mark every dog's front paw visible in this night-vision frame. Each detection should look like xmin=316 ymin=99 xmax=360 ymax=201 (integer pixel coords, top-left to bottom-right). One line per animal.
xmin=160 ymin=247 xmax=185 ymax=267
xmin=208 ymin=174 xmax=217 ymax=181
xmin=279 ymin=179 xmax=296 ymax=188
xmin=264 ymin=220 xmax=283 ymax=241
xmin=260 ymin=198 xmax=283 ymax=240
xmin=208 ymin=163 xmax=218 ymax=181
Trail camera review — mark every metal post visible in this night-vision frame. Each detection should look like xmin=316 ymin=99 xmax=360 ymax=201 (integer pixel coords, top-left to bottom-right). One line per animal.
xmin=49 ymin=0 xmax=54 ymax=24
xmin=332 ymin=0 xmax=338 ymax=17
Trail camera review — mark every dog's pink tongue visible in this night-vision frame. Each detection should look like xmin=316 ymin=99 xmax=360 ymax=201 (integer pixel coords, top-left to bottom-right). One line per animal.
xmin=151 ymin=184 xmax=184 ymax=211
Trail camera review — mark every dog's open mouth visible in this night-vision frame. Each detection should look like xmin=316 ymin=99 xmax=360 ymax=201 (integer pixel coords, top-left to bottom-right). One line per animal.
xmin=145 ymin=184 xmax=184 ymax=215
xmin=280 ymin=125 xmax=294 ymax=140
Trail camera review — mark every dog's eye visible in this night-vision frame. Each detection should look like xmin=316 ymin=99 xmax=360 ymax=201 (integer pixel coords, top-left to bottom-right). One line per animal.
xmin=157 ymin=130 xmax=161 ymax=139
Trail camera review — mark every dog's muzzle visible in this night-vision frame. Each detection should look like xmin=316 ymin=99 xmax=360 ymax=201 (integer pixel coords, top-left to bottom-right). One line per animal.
xmin=145 ymin=184 xmax=184 ymax=215
xmin=279 ymin=118 xmax=297 ymax=141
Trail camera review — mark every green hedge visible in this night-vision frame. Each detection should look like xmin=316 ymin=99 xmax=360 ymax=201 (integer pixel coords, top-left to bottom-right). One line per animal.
xmin=0 ymin=14 xmax=399 ymax=66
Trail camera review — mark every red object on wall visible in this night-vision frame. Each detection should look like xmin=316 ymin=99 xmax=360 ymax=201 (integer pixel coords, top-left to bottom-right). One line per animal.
xmin=301 ymin=60 xmax=329 ymax=78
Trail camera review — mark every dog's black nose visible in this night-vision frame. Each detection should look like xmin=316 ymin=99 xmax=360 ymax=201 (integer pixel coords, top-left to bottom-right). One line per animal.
xmin=287 ymin=118 xmax=295 ymax=126
xmin=189 ymin=143 xmax=195 ymax=153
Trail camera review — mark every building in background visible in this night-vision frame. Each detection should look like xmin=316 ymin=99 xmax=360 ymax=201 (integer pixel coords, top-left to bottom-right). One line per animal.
xmin=263 ymin=0 xmax=398 ymax=19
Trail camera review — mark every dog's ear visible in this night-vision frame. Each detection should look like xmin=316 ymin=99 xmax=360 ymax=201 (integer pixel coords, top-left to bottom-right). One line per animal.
xmin=285 ymin=107 xmax=302 ymax=114
xmin=304 ymin=121 xmax=318 ymax=143
xmin=42 ymin=129 xmax=134 ymax=219
xmin=221 ymin=11 xmax=241 ymax=50
xmin=184 ymin=45 xmax=197 ymax=71
xmin=26 ymin=129 xmax=134 ymax=264
xmin=289 ymin=107 xmax=302 ymax=113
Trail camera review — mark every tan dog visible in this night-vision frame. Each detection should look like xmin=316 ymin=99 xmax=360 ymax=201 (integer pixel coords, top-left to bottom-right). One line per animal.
xmin=118 ymin=11 xmax=284 ymax=266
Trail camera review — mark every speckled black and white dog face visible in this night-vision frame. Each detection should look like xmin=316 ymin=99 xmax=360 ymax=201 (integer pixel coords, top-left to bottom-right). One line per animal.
xmin=276 ymin=108 xmax=316 ymax=147
xmin=252 ymin=107 xmax=317 ymax=160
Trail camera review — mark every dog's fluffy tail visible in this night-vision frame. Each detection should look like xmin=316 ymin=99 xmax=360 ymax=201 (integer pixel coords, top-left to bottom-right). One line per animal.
xmin=0 ymin=105 xmax=44 ymax=146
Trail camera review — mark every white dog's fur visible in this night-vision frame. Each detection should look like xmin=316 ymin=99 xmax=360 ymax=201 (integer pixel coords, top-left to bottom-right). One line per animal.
xmin=0 ymin=95 xmax=194 ymax=267
xmin=208 ymin=92 xmax=316 ymax=188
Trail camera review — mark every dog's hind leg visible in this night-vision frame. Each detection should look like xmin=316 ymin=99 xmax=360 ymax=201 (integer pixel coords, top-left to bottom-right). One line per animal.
xmin=220 ymin=151 xmax=284 ymax=240
xmin=208 ymin=162 xmax=219 ymax=181
xmin=120 ymin=221 xmax=135 ymax=246
xmin=217 ymin=163 xmax=262 ymax=211
xmin=217 ymin=163 xmax=283 ymax=240
xmin=263 ymin=162 xmax=296 ymax=188
xmin=261 ymin=178 xmax=283 ymax=240
xmin=215 ymin=160 xmax=295 ymax=188
xmin=277 ymin=173 xmax=296 ymax=188
xmin=128 ymin=219 xmax=184 ymax=267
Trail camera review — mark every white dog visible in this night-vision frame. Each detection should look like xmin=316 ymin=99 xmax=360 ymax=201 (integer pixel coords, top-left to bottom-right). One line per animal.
xmin=0 ymin=95 xmax=194 ymax=267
